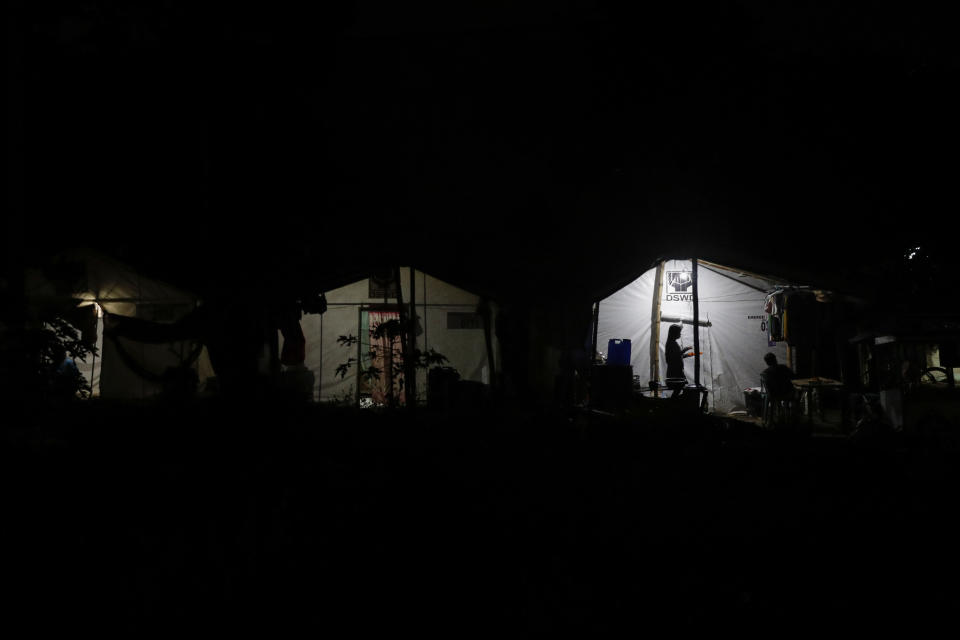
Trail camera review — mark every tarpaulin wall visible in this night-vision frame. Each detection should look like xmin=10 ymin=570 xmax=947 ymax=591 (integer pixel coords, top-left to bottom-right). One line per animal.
xmin=596 ymin=259 xmax=790 ymax=414
xmin=75 ymin=251 xmax=213 ymax=400
xmin=299 ymin=268 xmax=497 ymax=404
xmin=27 ymin=248 xmax=215 ymax=400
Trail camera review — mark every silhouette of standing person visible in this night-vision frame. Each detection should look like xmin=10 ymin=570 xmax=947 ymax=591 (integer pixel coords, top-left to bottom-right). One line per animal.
xmin=665 ymin=323 xmax=694 ymax=398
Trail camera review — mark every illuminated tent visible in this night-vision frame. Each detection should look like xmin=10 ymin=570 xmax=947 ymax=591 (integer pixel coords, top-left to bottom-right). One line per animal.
xmin=594 ymin=258 xmax=814 ymax=414
xmin=25 ymin=248 xmax=215 ymax=399
xmin=300 ymin=268 xmax=498 ymax=405
xmin=27 ymin=251 xmax=495 ymax=404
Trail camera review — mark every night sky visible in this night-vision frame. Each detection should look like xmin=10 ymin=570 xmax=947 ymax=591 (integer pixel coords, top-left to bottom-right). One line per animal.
xmin=12 ymin=2 xmax=959 ymax=302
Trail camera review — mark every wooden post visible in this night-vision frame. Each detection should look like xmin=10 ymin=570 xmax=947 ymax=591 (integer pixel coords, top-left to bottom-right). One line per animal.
xmin=692 ymin=258 xmax=700 ymax=388
xmin=408 ymin=266 xmax=417 ymax=407
xmin=356 ymin=306 xmax=362 ymax=407
xmin=90 ymin=310 xmax=99 ymax=397
xmin=422 ymin=271 xmax=427 ymax=363
xmin=588 ymin=300 xmax=600 ymax=411
xmin=650 ymin=261 xmax=665 ymax=396
xmin=480 ymin=297 xmax=496 ymax=391
xmin=590 ymin=300 xmax=600 ymax=364
xmin=393 ymin=265 xmax=414 ymax=409
xmin=317 ymin=313 xmax=323 ymax=402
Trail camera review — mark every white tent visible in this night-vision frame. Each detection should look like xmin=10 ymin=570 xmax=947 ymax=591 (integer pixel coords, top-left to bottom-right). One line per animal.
xmin=300 ymin=267 xmax=497 ymax=404
xmin=25 ymin=248 xmax=215 ymax=399
xmin=27 ymin=253 xmax=495 ymax=404
xmin=595 ymin=258 xmax=806 ymax=414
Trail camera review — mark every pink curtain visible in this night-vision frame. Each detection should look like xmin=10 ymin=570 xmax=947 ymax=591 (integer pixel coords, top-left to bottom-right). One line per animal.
xmin=367 ymin=311 xmax=404 ymax=405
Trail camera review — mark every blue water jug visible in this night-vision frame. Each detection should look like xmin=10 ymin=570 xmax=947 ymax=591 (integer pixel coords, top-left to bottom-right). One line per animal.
xmin=607 ymin=339 xmax=631 ymax=366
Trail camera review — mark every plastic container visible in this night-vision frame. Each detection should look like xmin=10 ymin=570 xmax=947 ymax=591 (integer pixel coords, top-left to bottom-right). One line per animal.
xmin=607 ymin=338 xmax=632 ymax=366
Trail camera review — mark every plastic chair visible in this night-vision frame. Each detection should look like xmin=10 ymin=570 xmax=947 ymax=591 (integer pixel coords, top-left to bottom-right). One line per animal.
xmin=761 ymin=373 xmax=794 ymax=427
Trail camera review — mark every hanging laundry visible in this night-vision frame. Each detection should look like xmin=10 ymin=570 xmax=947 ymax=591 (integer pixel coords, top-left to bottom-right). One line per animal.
xmin=770 ymin=314 xmax=783 ymax=342
xmin=763 ymin=290 xmax=786 ymax=341
xmin=764 ymin=290 xmax=781 ymax=315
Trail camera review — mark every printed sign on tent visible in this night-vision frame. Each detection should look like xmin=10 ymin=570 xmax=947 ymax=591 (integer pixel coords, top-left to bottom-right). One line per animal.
xmin=665 ymin=271 xmax=693 ymax=301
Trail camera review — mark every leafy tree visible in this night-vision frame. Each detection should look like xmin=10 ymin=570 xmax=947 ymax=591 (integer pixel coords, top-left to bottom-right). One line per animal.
xmin=21 ymin=257 xmax=99 ymax=401
xmin=31 ymin=316 xmax=95 ymax=400
xmin=335 ymin=317 xmax=449 ymax=407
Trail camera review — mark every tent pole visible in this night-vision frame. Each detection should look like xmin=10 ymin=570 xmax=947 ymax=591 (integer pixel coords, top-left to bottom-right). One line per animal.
xmin=480 ymin=296 xmax=496 ymax=392
xmin=707 ymin=317 xmax=715 ymax=412
xmin=589 ymin=300 xmax=599 ymax=410
xmin=90 ymin=311 xmax=98 ymax=397
xmin=693 ymin=258 xmax=700 ymax=389
xmin=422 ymin=272 xmax=427 ymax=366
xmin=356 ymin=306 xmax=362 ymax=408
xmin=408 ymin=266 xmax=417 ymax=408
xmin=650 ymin=261 xmax=665 ymax=397
xmin=317 ymin=313 xmax=323 ymax=402
xmin=394 ymin=265 xmax=417 ymax=409
xmin=590 ymin=300 xmax=599 ymax=364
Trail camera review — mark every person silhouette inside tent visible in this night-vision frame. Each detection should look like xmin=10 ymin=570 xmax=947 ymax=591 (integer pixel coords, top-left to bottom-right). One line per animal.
xmin=761 ymin=352 xmax=796 ymax=426
xmin=665 ymin=323 xmax=694 ymax=398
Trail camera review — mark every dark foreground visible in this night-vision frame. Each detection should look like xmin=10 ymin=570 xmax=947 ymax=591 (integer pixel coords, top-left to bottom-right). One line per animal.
xmin=5 ymin=399 xmax=960 ymax=634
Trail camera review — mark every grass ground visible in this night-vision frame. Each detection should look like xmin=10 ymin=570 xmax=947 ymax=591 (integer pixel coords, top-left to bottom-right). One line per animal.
xmin=5 ymin=397 xmax=960 ymax=634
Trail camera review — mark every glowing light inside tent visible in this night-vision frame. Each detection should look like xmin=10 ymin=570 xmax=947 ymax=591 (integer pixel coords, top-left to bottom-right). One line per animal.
xmin=74 ymin=296 xmax=104 ymax=317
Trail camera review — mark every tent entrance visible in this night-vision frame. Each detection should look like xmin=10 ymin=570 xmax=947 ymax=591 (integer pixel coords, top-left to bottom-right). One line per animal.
xmin=656 ymin=315 xmax=715 ymax=409
xmin=358 ymin=307 xmax=405 ymax=406
xmin=597 ymin=258 xmax=789 ymax=414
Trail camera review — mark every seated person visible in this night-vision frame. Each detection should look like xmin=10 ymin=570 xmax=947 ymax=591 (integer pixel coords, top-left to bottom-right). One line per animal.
xmin=761 ymin=352 xmax=795 ymax=424
xmin=762 ymin=352 xmax=795 ymax=398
